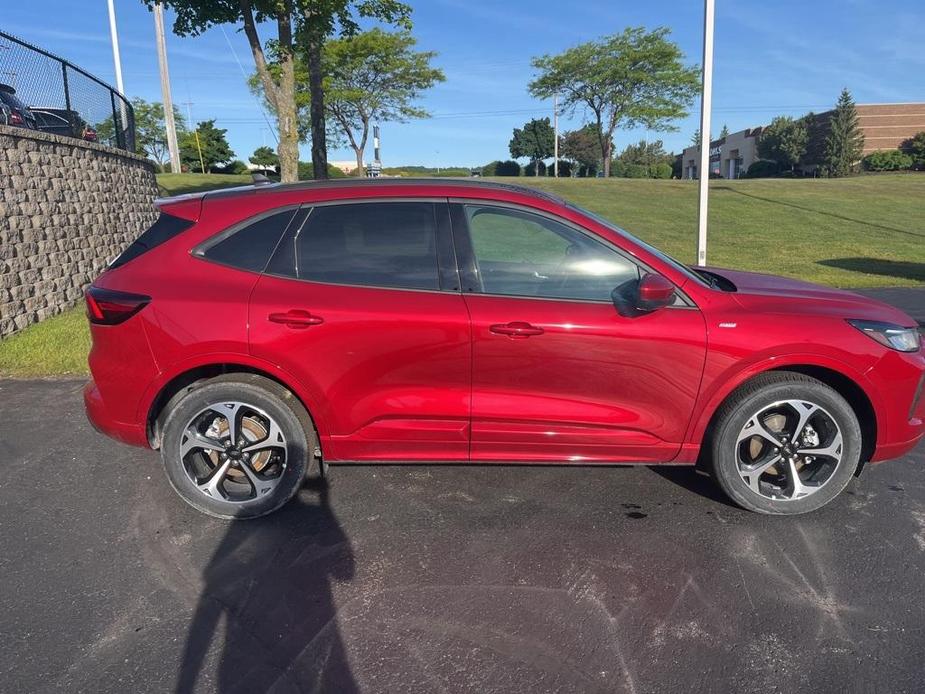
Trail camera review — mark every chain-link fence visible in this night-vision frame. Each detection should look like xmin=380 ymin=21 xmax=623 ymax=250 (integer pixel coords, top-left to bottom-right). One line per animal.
xmin=0 ymin=30 xmax=134 ymax=152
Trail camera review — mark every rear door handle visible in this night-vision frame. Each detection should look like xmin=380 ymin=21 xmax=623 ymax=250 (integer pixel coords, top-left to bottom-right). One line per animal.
xmin=268 ymin=310 xmax=324 ymax=329
xmin=489 ymin=321 xmax=544 ymax=338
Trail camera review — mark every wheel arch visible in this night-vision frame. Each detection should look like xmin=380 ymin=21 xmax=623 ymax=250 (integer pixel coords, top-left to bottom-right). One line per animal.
xmin=144 ymin=360 xmax=325 ymax=453
xmin=692 ymin=362 xmax=879 ymax=469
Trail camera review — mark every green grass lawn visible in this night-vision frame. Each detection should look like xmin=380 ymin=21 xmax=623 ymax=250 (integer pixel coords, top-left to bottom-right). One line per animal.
xmin=157 ymin=172 xmax=254 ymax=196
xmin=1 ymin=173 xmax=922 ymax=378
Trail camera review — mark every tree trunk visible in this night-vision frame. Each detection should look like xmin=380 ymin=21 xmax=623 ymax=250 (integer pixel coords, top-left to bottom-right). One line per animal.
xmin=602 ymin=139 xmax=612 ymax=177
xmin=306 ymin=30 xmax=328 ymax=180
xmin=276 ymin=58 xmax=299 ymax=183
xmin=534 ymin=159 xmax=540 ymax=176
xmin=354 ymin=148 xmax=365 ymax=176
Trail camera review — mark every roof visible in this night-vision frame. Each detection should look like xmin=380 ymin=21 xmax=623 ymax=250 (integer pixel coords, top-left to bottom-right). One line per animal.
xmin=193 ymin=177 xmax=567 ymax=206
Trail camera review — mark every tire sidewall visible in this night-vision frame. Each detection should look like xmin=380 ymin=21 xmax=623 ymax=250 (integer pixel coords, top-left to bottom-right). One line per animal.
xmin=160 ymin=381 xmax=310 ymax=519
xmin=713 ymin=380 xmax=861 ymax=515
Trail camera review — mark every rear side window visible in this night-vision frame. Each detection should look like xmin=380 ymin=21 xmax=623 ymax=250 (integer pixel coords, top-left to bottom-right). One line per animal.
xmin=269 ymin=202 xmax=440 ymax=290
xmin=109 ymin=212 xmax=194 ymax=269
xmin=199 ymin=209 xmax=297 ymax=273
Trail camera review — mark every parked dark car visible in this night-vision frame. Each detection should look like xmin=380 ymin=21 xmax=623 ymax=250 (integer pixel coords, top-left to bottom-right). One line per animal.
xmin=0 ymin=84 xmax=37 ymax=130
xmin=31 ymin=107 xmax=97 ymax=142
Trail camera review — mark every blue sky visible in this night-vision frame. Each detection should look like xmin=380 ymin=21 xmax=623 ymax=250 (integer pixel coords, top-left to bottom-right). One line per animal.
xmin=4 ymin=0 xmax=924 ymax=167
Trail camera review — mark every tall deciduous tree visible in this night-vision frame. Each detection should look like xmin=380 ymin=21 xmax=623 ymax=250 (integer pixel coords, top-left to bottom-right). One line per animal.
xmin=530 ymin=27 xmax=699 ymax=177
xmin=758 ymin=116 xmax=808 ymax=173
xmin=509 ymin=117 xmax=555 ymax=175
xmin=96 ymin=98 xmax=187 ymax=171
xmin=250 ymin=145 xmax=279 ymax=168
xmin=179 ymin=120 xmax=234 ymax=172
xmin=320 ymin=29 xmax=444 ymax=175
xmin=823 ymin=88 xmax=865 ymax=177
xmin=143 ymin=0 xmax=410 ymax=182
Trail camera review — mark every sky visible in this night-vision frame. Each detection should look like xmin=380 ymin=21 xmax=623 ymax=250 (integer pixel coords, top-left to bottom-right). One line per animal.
xmin=3 ymin=0 xmax=924 ymax=167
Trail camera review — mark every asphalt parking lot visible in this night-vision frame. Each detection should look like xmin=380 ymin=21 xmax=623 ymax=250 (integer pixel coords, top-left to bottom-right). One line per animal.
xmin=1 ymin=288 xmax=923 ymax=693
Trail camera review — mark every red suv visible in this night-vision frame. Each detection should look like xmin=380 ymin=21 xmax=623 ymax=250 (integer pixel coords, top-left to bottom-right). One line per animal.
xmin=84 ymin=179 xmax=924 ymax=518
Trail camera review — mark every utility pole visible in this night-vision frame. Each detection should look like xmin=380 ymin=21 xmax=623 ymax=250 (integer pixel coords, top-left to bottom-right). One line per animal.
xmin=553 ymin=94 xmax=559 ymax=178
xmin=154 ymin=3 xmax=181 ymax=173
xmin=696 ymin=0 xmax=715 ymax=266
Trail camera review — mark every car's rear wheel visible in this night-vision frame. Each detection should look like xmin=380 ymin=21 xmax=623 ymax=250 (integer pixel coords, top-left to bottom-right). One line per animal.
xmin=160 ymin=375 xmax=316 ymax=519
xmin=710 ymin=372 xmax=861 ymax=514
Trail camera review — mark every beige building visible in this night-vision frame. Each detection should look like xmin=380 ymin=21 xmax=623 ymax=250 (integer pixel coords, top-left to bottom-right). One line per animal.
xmin=681 ymin=127 xmax=763 ymax=180
xmin=681 ymin=102 xmax=925 ymax=179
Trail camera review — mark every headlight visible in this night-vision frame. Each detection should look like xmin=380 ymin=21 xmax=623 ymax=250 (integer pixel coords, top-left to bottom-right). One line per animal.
xmin=848 ymin=320 xmax=921 ymax=352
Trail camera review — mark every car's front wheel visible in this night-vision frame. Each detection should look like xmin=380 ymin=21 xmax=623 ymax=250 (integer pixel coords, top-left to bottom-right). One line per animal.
xmin=160 ymin=375 xmax=316 ymax=519
xmin=710 ymin=372 xmax=861 ymax=515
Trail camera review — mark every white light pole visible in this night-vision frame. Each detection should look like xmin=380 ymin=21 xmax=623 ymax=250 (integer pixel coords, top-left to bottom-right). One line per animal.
xmin=553 ymin=94 xmax=559 ymax=178
xmin=154 ymin=2 xmax=181 ymax=173
xmin=696 ymin=0 xmax=715 ymax=266
xmin=106 ymin=0 xmax=125 ymax=95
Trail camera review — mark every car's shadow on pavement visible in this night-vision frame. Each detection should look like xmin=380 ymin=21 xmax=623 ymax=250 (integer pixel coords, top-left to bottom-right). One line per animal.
xmin=175 ymin=476 xmax=360 ymax=694
xmin=646 ymin=465 xmax=742 ymax=509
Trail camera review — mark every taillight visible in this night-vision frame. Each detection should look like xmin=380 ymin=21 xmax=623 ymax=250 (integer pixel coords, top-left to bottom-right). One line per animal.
xmin=85 ymin=287 xmax=151 ymax=325
xmin=9 ymin=111 xmax=23 ymax=125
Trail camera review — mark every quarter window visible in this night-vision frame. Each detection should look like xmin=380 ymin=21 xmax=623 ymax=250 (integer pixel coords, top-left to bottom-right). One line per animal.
xmin=272 ymin=202 xmax=441 ymax=291
xmin=200 ymin=209 xmax=296 ymax=273
xmin=465 ymin=205 xmax=639 ymax=301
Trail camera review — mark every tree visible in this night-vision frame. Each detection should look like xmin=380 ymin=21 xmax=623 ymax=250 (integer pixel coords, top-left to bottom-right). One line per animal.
xmin=249 ymin=145 xmax=279 ymax=168
xmin=901 ymin=131 xmax=925 ymax=169
xmin=509 ymin=118 xmax=555 ymax=175
xmin=529 ymin=27 xmax=699 ymax=177
xmin=690 ymin=129 xmax=701 ymax=147
xmin=617 ymin=139 xmax=673 ymax=171
xmin=144 ymin=0 xmax=411 ymax=182
xmin=757 ymin=116 xmax=808 ymax=172
xmin=179 ymin=120 xmax=234 ymax=172
xmin=319 ymin=29 xmax=444 ymax=176
xmin=823 ymin=88 xmax=865 ymax=177
xmin=96 ymin=98 xmax=186 ymax=171
xmin=719 ymin=123 xmax=729 ymax=139
xmin=560 ymin=124 xmax=608 ymax=176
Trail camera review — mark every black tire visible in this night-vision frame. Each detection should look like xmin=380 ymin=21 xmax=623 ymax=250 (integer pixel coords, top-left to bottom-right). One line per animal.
xmin=710 ymin=371 xmax=861 ymax=515
xmin=160 ymin=374 xmax=318 ymax=519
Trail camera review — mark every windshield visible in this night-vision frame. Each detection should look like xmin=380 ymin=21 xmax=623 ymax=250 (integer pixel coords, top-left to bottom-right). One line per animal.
xmin=568 ymin=203 xmax=709 ymax=287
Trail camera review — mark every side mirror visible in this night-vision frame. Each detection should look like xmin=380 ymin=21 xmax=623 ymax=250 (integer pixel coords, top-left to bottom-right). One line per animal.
xmin=611 ymin=273 xmax=676 ymax=316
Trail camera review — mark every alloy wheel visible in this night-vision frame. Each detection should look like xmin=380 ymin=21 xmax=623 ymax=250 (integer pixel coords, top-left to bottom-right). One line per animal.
xmin=179 ymin=401 xmax=287 ymax=503
xmin=735 ymin=399 xmax=844 ymax=501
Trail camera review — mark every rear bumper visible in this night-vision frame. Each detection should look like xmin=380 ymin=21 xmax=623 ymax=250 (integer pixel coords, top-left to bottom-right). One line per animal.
xmin=83 ymin=380 xmax=149 ymax=448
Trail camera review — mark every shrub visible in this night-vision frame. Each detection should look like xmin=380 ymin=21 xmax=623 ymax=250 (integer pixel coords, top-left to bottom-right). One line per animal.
xmin=609 ymin=160 xmax=626 ymax=177
xmin=298 ymin=161 xmax=348 ymax=180
xmin=493 ymin=160 xmax=521 ymax=177
xmin=652 ymin=162 xmax=673 ymax=179
xmin=743 ymin=160 xmax=779 ymax=178
xmin=523 ymin=160 xmax=547 ymax=177
xmin=863 ymin=149 xmax=913 ymax=172
xmin=550 ymin=160 xmax=572 ymax=177
xmin=901 ymin=131 xmax=925 ymax=169
xmin=577 ymin=164 xmax=598 ymax=178
xmin=623 ymin=163 xmax=648 ymax=178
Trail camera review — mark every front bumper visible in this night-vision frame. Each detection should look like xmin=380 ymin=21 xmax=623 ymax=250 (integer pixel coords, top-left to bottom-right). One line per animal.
xmin=870 ymin=350 xmax=925 ymax=462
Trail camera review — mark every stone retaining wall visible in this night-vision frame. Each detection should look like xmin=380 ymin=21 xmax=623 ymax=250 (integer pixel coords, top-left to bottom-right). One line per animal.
xmin=0 ymin=124 xmax=159 ymax=337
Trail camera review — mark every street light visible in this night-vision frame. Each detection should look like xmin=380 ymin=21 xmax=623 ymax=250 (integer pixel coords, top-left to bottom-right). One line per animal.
xmin=696 ymin=0 xmax=715 ymax=266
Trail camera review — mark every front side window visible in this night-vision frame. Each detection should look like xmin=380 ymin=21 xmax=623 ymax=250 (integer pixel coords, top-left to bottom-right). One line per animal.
xmin=271 ymin=202 xmax=440 ymax=291
xmin=465 ymin=205 xmax=639 ymax=301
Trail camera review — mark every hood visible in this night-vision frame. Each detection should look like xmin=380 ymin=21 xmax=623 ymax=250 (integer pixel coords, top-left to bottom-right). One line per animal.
xmin=702 ymin=266 xmax=917 ymax=326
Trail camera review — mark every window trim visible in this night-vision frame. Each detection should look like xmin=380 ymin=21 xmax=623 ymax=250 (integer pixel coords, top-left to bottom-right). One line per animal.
xmin=262 ymin=197 xmax=458 ymax=295
xmin=448 ymin=198 xmax=697 ymax=308
xmin=191 ymin=205 xmax=303 ymax=275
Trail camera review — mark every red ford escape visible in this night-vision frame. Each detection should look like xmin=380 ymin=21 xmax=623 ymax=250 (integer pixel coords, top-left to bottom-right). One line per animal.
xmin=84 ymin=179 xmax=924 ymax=519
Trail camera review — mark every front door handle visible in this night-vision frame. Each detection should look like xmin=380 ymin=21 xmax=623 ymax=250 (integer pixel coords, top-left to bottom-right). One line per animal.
xmin=268 ymin=309 xmax=324 ymax=329
xmin=489 ymin=321 xmax=544 ymax=338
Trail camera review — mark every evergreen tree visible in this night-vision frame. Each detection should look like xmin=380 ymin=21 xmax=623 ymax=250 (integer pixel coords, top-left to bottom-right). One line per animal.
xmin=719 ymin=123 xmax=729 ymax=139
xmin=823 ymin=88 xmax=865 ymax=177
